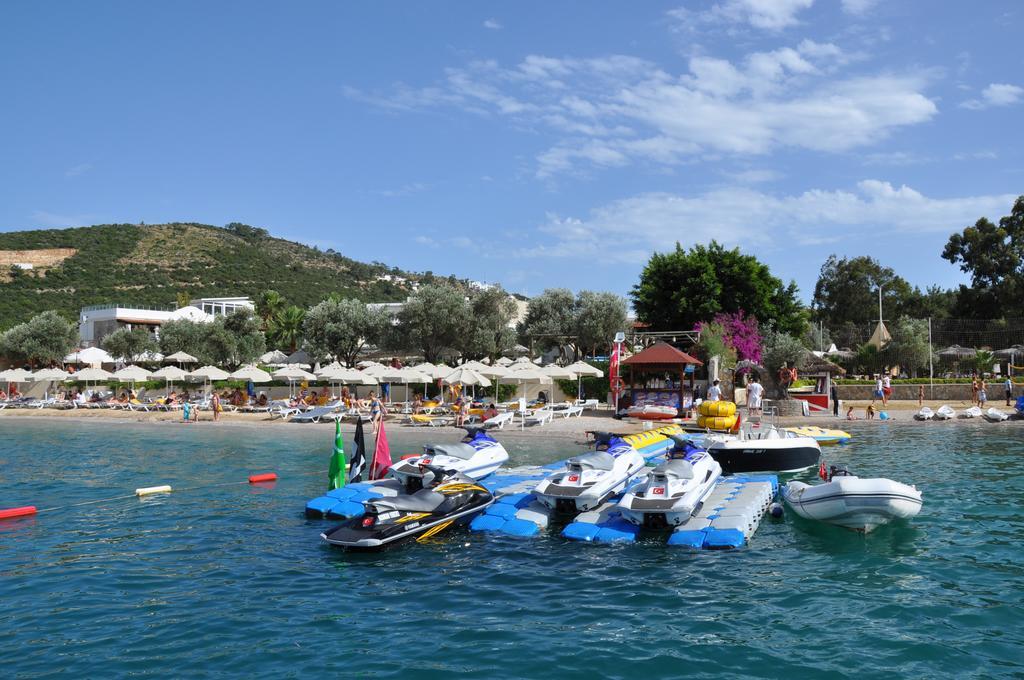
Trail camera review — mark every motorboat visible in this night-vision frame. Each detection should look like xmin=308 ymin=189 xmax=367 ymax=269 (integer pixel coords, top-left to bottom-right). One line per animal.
xmin=782 ymin=464 xmax=922 ymax=533
xmin=389 ymin=428 xmax=508 ymax=490
xmin=626 ymin=404 xmax=677 ymax=420
xmin=321 ymin=465 xmax=494 ymax=550
xmin=934 ymin=405 xmax=955 ymax=420
xmin=984 ymin=407 xmax=1010 ymax=422
xmin=705 ymin=425 xmax=820 ymax=473
xmin=915 ymin=407 xmax=934 ymax=421
xmin=618 ymin=436 xmax=722 ymax=529
xmin=534 ymin=433 xmax=647 ymax=513
xmin=961 ymin=406 xmax=983 ymax=419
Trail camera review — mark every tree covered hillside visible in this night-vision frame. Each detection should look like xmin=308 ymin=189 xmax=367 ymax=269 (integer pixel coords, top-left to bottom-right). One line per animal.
xmin=0 ymin=222 xmax=437 ymax=329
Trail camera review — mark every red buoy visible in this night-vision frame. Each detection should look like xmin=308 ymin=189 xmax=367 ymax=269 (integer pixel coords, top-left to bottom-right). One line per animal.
xmin=248 ymin=473 xmax=277 ymax=484
xmin=0 ymin=505 xmax=37 ymax=520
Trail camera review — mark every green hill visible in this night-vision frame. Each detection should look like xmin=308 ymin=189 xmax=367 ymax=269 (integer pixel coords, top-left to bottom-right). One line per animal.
xmin=0 ymin=222 xmax=449 ymax=329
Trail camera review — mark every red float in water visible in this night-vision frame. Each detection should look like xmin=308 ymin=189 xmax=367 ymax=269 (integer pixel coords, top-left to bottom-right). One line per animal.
xmin=0 ymin=505 xmax=37 ymax=520
xmin=248 ymin=473 xmax=277 ymax=484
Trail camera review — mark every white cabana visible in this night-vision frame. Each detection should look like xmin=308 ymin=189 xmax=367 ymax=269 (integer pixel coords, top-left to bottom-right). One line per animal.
xmin=64 ymin=346 xmax=113 ymax=367
xmin=229 ymin=365 xmax=273 ymax=383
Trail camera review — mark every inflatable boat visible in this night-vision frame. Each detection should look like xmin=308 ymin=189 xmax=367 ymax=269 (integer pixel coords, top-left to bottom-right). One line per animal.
xmin=785 ymin=426 xmax=852 ymax=445
xmin=915 ymin=407 xmax=934 ymax=421
xmin=961 ymin=406 xmax=983 ymax=419
xmin=984 ymin=407 xmax=1010 ymax=422
xmin=934 ymin=405 xmax=955 ymax=420
xmin=626 ymin=405 xmax=677 ymax=420
xmin=782 ymin=465 xmax=922 ymax=533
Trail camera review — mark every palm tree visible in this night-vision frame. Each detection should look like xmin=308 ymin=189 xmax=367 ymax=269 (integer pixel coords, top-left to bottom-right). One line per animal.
xmin=974 ymin=349 xmax=996 ymax=376
xmin=255 ymin=290 xmax=286 ymax=330
xmin=273 ymin=305 xmax=306 ymax=353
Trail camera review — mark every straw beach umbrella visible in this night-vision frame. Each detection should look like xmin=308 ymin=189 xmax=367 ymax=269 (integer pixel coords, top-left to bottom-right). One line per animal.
xmin=74 ymin=366 xmax=114 ymax=394
xmin=272 ymin=366 xmax=316 ymax=398
xmin=189 ymin=365 xmax=230 ymax=394
xmin=64 ymin=346 xmax=113 ymax=368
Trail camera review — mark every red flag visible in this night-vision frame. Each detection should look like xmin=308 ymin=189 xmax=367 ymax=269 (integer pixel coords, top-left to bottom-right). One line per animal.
xmin=609 ymin=343 xmax=621 ymax=398
xmin=371 ymin=418 xmax=392 ymax=480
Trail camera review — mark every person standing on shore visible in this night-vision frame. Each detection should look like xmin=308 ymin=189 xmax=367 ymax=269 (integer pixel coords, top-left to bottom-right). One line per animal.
xmin=747 ymin=377 xmax=763 ymax=416
xmin=873 ymin=375 xmax=883 ymax=405
xmin=971 ymin=376 xmax=979 ymax=406
xmin=707 ymin=379 xmax=722 ymax=402
xmin=1005 ymin=376 xmax=1014 ymax=406
xmin=978 ymin=378 xmax=987 ymax=407
xmin=211 ymin=392 xmax=222 ymax=422
xmin=369 ymin=391 xmax=383 ymax=434
xmin=918 ymin=384 xmax=924 ymax=406
xmin=881 ymin=374 xmax=892 ymax=406
xmin=830 ymin=381 xmax=839 ymax=417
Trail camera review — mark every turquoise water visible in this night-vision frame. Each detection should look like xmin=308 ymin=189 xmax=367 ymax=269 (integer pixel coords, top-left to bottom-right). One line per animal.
xmin=1 ymin=418 xmax=1022 ymax=678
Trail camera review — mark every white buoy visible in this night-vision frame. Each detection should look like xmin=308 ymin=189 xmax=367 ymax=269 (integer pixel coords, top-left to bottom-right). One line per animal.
xmin=135 ymin=485 xmax=173 ymax=497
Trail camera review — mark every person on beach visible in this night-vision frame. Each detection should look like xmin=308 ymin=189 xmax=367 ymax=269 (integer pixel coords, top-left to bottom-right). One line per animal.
xmin=881 ymin=374 xmax=892 ymax=406
xmin=707 ymin=379 xmax=722 ymax=402
xmin=182 ymin=401 xmax=192 ymax=423
xmin=340 ymin=386 xmax=351 ymax=408
xmin=978 ymin=379 xmax=987 ymax=407
xmin=255 ymin=392 xmax=268 ymax=407
xmin=918 ymin=385 xmax=924 ymax=406
xmin=830 ymin=382 xmax=839 ymax=417
xmin=872 ymin=375 xmax=883 ymax=404
xmin=453 ymin=394 xmax=466 ymax=427
xmin=369 ymin=391 xmax=383 ymax=433
xmin=746 ymin=377 xmax=763 ymax=416
xmin=971 ymin=376 xmax=979 ymax=406
xmin=211 ymin=391 xmax=222 ymax=422
xmin=846 ymin=406 xmax=857 ymax=420
xmin=1005 ymin=376 xmax=1014 ymax=406
xmin=866 ymin=404 xmax=875 ymax=420
xmin=483 ymin=403 xmax=499 ymax=421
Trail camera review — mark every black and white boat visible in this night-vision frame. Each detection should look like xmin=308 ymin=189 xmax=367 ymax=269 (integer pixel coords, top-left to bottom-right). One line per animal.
xmin=704 ymin=425 xmax=820 ymax=473
xmin=782 ymin=464 xmax=922 ymax=533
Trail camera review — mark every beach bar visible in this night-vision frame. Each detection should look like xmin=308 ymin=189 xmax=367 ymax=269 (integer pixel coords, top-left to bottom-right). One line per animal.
xmin=621 ymin=342 xmax=703 ymax=417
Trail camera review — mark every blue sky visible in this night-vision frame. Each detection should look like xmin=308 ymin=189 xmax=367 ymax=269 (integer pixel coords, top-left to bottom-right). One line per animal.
xmin=1 ymin=1 xmax=1021 ymax=303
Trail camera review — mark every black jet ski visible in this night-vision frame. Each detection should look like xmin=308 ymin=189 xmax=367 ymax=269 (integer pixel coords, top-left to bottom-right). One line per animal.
xmin=321 ymin=464 xmax=494 ymax=551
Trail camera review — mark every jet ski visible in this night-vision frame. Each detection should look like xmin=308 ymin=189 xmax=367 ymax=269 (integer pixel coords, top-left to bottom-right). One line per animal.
xmin=782 ymin=463 xmax=922 ymax=533
xmin=389 ymin=427 xmax=508 ymax=490
xmin=533 ymin=432 xmax=647 ymax=514
xmin=618 ymin=436 xmax=722 ymax=529
xmin=321 ymin=464 xmax=494 ymax=550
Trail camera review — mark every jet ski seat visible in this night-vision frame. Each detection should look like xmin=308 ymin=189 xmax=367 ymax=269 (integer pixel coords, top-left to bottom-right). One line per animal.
xmin=373 ymin=489 xmax=446 ymax=512
xmin=653 ymin=459 xmax=694 ymax=480
xmin=570 ymin=451 xmax=615 ymax=471
xmin=427 ymin=443 xmax=478 ymax=460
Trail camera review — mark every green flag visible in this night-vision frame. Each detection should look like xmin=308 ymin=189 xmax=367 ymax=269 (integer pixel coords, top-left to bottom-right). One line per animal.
xmin=328 ymin=419 xmax=347 ymax=490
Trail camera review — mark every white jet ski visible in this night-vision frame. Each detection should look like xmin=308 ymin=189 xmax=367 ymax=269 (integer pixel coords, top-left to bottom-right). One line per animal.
xmin=389 ymin=428 xmax=508 ymax=491
xmin=934 ymin=405 xmax=955 ymax=420
xmin=961 ymin=406 xmax=983 ymax=419
xmin=534 ymin=433 xmax=646 ymax=514
xmin=782 ymin=464 xmax=922 ymax=533
xmin=915 ymin=407 xmax=934 ymax=421
xmin=618 ymin=436 xmax=722 ymax=529
xmin=984 ymin=407 xmax=1010 ymax=422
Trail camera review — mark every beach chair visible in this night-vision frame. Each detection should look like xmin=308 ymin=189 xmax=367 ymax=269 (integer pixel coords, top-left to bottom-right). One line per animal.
xmin=524 ymin=406 xmax=555 ymax=427
xmin=482 ymin=411 xmax=515 ymax=430
xmin=290 ymin=401 xmax=344 ymax=424
xmin=269 ymin=403 xmax=303 ymax=420
xmin=575 ymin=398 xmax=600 ymax=410
xmin=126 ymin=399 xmax=150 ymax=412
xmin=552 ymin=403 xmax=584 ymax=418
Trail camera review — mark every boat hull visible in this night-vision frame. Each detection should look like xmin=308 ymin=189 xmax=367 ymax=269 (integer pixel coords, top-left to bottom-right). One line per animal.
xmin=707 ymin=445 xmax=819 ymax=473
xmin=782 ymin=479 xmax=922 ymax=532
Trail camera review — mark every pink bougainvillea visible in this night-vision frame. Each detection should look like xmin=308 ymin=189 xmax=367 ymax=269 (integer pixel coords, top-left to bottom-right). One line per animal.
xmin=695 ymin=311 xmax=762 ymax=364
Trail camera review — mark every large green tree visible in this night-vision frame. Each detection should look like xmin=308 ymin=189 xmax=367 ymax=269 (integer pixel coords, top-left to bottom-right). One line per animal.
xmin=632 ymin=241 xmax=805 ymax=335
xmin=303 ymin=297 xmax=389 ymax=366
xmin=271 ymin=306 xmax=306 ymax=353
xmin=392 ymin=284 xmax=471 ymax=363
xmin=157 ymin=311 xmax=263 ymax=367
xmin=812 ymin=255 xmax=914 ymax=328
xmin=574 ymin=291 xmax=628 ymax=358
xmin=101 ymin=327 xmax=158 ymax=362
xmin=459 ymin=288 xmax=518 ymax=361
xmin=942 ymin=195 xmax=1024 ymax=318
xmin=0 ymin=311 xmax=78 ymax=367
xmin=517 ymin=288 xmax=576 ymax=356
xmin=222 ymin=308 xmax=266 ymax=365
xmin=883 ymin=316 xmax=933 ymax=378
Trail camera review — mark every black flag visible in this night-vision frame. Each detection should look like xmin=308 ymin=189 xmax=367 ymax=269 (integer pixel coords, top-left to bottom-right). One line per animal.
xmin=348 ymin=417 xmax=367 ymax=483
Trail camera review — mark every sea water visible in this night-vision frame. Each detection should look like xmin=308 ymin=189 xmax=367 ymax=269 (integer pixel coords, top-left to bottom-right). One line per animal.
xmin=1 ymin=418 xmax=1022 ymax=678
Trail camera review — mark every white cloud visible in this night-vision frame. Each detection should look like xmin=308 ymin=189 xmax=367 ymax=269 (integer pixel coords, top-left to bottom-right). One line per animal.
xmin=961 ymin=82 xmax=1023 ymax=110
xmin=374 ymin=182 xmax=428 ymax=197
xmin=483 ymin=18 xmax=502 ymax=30
xmin=511 ymin=182 xmax=1016 ymax=262
xmin=349 ymin=41 xmax=936 ymax=178
xmin=64 ymin=163 xmax=92 ymax=178
xmin=414 ymin=235 xmax=437 ymax=246
xmin=669 ymin=0 xmax=815 ymax=31
xmin=841 ymin=0 xmax=878 ymax=15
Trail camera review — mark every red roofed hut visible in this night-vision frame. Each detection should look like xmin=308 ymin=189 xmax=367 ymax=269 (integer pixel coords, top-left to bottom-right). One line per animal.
xmin=621 ymin=342 xmax=703 ymax=417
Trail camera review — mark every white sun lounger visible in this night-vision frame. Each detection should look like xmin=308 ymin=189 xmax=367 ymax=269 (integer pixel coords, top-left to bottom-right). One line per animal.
xmin=483 ymin=411 xmax=515 ymax=429
xmin=290 ymin=401 xmax=344 ymax=424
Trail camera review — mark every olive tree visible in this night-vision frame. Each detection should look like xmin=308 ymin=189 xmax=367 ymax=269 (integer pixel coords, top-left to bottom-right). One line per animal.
xmin=101 ymin=327 xmax=158 ymax=362
xmin=0 ymin=311 xmax=78 ymax=367
xmin=303 ymin=297 xmax=389 ymax=366
xmin=392 ymin=284 xmax=471 ymax=363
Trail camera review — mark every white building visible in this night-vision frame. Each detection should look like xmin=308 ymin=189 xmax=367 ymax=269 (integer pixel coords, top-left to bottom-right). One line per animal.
xmin=78 ymin=296 xmax=254 ymax=347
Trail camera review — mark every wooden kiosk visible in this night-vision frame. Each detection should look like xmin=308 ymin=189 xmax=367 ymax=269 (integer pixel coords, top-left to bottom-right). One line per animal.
xmin=621 ymin=342 xmax=704 ymax=417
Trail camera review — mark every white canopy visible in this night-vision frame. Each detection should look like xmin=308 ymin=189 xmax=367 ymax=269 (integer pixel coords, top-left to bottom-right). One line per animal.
xmin=476 ymin=364 xmax=510 ymax=379
xmin=113 ymin=365 xmax=153 ymax=383
xmin=189 ymin=365 xmax=230 ymax=381
xmin=320 ymin=367 xmax=378 ymax=385
xmin=442 ymin=367 xmax=491 ymax=387
xmin=75 ymin=367 xmax=114 ymax=382
xmin=381 ymin=367 xmax=432 ymax=384
xmin=229 ymin=365 xmax=273 ymax=383
xmin=495 ymin=357 xmax=514 ymax=366
xmin=165 ymin=351 xmax=199 ymax=364
xmin=540 ymin=364 xmax=577 ymax=380
xmin=286 ymin=349 xmax=313 ymax=365
xmin=259 ymin=349 xmax=289 ymax=364
xmin=459 ymin=360 xmax=490 ymax=372
xmin=152 ymin=366 xmax=189 ymax=382
xmin=0 ymin=368 xmax=34 ymax=382
xmin=272 ymin=366 xmax=316 ymax=382
xmin=512 ymin=356 xmax=534 ymax=366
xmin=133 ymin=351 xmax=164 ymax=363
xmin=361 ymin=364 xmax=391 ymax=377
xmin=31 ymin=367 xmax=70 ymax=382
xmin=64 ymin=346 xmax=113 ymax=366
xmin=565 ymin=361 xmax=604 ymax=378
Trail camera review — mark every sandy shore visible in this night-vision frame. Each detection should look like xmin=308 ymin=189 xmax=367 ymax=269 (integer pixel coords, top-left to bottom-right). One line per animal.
xmin=2 ymin=399 xmax=1018 ymax=438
